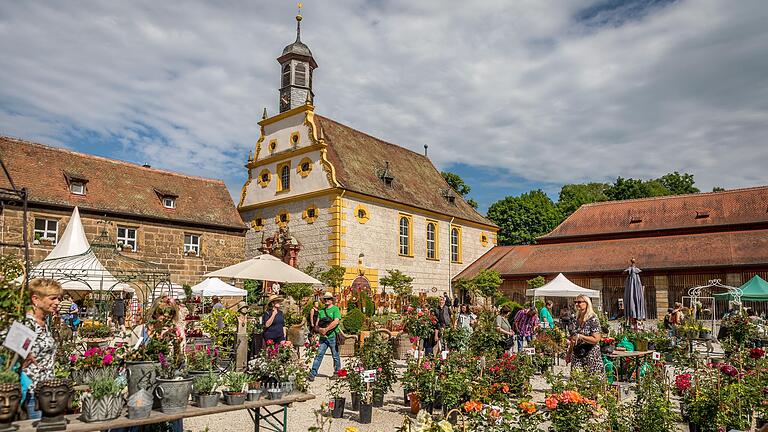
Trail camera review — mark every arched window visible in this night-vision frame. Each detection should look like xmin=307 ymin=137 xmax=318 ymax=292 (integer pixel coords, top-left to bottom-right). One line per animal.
xmin=281 ymin=64 xmax=291 ymax=87
xmin=295 ymin=63 xmax=307 ymax=86
xmin=426 ymin=223 xmax=436 ymax=260
xmin=280 ymin=164 xmax=291 ymax=191
xmin=399 ymin=216 xmax=411 ymax=256
xmin=450 ymin=227 xmax=461 ymax=263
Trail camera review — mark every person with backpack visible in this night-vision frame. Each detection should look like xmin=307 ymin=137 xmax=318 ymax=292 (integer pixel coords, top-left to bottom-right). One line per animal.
xmin=308 ymin=292 xmax=342 ymax=381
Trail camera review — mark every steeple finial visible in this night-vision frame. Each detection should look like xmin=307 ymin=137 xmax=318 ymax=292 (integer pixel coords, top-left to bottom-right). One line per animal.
xmin=295 ymin=3 xmax=303 ymax=42
xmin=262 ymin=107 xmax=268 ymax=119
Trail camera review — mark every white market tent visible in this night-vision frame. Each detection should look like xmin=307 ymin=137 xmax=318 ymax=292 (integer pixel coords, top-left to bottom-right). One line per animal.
xmin=151 ymin=282 xmax=186 ymax=301
xmin=204 ymin=254 xmax=322 ymax=284
xmin=29 ymin=207 xmax=132 ymax=293
xmin=191 ymin=278 xmax=247 ymax=297
xmin=526 ymin=273 xmax=600 ymax=299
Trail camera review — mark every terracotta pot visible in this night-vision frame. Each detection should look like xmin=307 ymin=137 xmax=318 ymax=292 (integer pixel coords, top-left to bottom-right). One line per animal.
xmin=409 ymin=392 xmax=420 ymax=414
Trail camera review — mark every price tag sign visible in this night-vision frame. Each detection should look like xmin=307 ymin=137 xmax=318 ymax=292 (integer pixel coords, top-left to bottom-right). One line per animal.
xmin=652 ymin=352 xmax=661 ymax=361
xmin=441 ymin=350 xmax=449 ymax=360
xmin=524 ymin=347 xmax=536 ymax=356
xmin=3 ymin=321 xmax=36 ymax=358
xmin=361 ymin=369 xmax=376 ymax=383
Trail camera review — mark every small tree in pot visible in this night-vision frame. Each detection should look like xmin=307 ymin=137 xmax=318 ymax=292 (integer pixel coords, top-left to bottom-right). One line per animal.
xmin=192 ymin=372 xmax=219 ymax=408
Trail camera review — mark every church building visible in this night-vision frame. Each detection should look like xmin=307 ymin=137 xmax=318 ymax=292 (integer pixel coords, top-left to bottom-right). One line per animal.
xmin=238 ymin=12 xmax=498 ymax=296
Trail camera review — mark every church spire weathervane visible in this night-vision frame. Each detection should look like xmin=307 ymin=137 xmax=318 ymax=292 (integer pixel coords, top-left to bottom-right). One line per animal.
xmin=295 ymin=3 xmax=303 ymax=42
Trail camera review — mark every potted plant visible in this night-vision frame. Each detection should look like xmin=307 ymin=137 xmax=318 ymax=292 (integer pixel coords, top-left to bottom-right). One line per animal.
xmin=223 ymin=372 xmax=249 ymax=405
xmin=69 ymin=346 xmax=121 ymax=385
xmin=358 ymin=390 xmax=374 ymax=424
xmin=191 ymin=372 xmax=219 ymax=408
xmin=327 ymin=369 xmax=348 ymax=418
xmin=545 ymin=390 xmax=598 ymax=432
xmin=81 ymin=376 xmax=126 ymax=422
xmin=358 ymin=332 xmax=397 ymax=406
xmin=154 ymin=351 xmax=192 ymax=414
xmin=344 ymin=360 xmax=364 ymax=410
xmin=186 ymin=345 xmax=219 ymax=377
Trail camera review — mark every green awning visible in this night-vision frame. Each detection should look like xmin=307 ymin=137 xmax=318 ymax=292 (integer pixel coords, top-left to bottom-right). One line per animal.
xmin=713 ymin=275 xmax=768 ymax=302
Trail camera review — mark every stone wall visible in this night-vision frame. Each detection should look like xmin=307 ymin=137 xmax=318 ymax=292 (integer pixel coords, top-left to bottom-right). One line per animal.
xmin=0 ymin=206 xmax=245 ymax=298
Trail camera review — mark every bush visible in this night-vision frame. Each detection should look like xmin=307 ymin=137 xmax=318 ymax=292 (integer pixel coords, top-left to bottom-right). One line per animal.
xmin=343 ymin=308 xmax=364 ymax=334
xmin=425 ymin=296 xmax=440 ymax=309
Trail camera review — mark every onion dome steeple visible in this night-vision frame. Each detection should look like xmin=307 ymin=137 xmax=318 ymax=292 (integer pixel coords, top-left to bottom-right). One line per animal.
xmin=277 ymin=4 xmax=318 ymax=113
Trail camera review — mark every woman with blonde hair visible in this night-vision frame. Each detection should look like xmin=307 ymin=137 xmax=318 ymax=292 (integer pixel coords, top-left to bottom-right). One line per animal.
xmin=566 ymin=294 xmax=603 ymax=374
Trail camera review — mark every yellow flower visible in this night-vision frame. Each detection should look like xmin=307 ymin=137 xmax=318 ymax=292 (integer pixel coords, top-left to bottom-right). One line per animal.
xmin=437 ymin=420 xmax=454 ymax=432
xmin=344 ymin=428 xmax=359 ymax=432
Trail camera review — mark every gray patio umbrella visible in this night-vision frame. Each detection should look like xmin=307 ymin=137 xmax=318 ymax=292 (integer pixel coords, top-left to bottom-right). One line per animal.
xmin=623 ymin=259 xmax=646 ymax=320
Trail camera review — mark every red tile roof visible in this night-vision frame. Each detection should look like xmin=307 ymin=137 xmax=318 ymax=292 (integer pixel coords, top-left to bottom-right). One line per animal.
xmin=316 ymin=115 xmax=496 ymax=227
xmin=0 ymin=136 xmax=246 ymax=231
xmin=455 ymin=228 xmax=768 ymax=280
xmin=541 ymin=186 xmax=768 ymax=241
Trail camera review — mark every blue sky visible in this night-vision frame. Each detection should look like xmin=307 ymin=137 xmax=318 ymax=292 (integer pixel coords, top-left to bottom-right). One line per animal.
xmin=1 ymin=0 xmax=767 ymax=214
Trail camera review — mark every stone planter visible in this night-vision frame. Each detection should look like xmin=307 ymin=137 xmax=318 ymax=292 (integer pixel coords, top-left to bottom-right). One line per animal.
xmin=73 ymin=367 xmax=119 ymax=386
xmin=81 ymin=394 xmax=125 ymax=422
xmin=359 ymin=402 xmax=372 ymax=424
xmin=331 ymin=397 xmax=345 ymax=418
xmin=0 ymin=383 xmax=21 ymax=431
xmin=126 ymin=361 xmax=159 ymax=397
xmin=154 ymin=377 xmax=192 ymax=414
xmin=193 ymin=392 xmax=220 ymax=408
xmin=223 ymin=391 xmax=246 ymax=405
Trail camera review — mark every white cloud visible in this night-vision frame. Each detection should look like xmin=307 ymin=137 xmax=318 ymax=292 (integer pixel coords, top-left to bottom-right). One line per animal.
xmin=0 ymin=0 xmax=766 ymax=200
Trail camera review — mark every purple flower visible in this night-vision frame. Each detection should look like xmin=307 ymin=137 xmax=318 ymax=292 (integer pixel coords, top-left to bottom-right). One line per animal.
xmin=720 ymin=364 xmax=738 ymax=377
xmin=158 ymin=352 xmax=168 ymax=367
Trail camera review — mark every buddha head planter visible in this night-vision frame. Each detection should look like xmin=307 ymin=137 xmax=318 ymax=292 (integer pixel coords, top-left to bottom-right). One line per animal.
xmin=34 ymin=379 xmax=73 ymax=432
xmin=0 ymin=382 xmax=21 ymax=432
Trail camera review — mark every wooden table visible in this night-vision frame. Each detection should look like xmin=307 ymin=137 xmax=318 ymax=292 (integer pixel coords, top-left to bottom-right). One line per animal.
xmin=14 ymin=392 xmax=315 ymax=432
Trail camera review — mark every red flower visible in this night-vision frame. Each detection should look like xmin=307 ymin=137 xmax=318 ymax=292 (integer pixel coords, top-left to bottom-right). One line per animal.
xmin=337 ymin=369 xmax=348 ymax=378
xmin=720 ymin=364 xmax=738 ymax=377
xmin=751 ymin=348 xmax=765 ymax=359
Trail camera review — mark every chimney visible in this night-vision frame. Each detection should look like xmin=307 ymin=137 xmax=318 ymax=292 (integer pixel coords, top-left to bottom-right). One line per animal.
xmin=142 ymin=163 xmax=151 ymax=168
xmin=424 ymin=144 xmax=429 ymax=157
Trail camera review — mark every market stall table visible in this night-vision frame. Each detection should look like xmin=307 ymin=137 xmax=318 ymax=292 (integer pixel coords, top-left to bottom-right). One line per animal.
xmin=14 ymin=392 xmax=314 ymax=432
xmin=606 ymin=350 xmax=654 ymax=383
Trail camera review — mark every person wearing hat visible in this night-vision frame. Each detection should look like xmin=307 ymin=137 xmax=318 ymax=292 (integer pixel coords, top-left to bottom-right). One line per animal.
xmin=308 ymin=292 xmax=342 ymax=381
xmin=262 ymin=294 xmax=286 ymax=345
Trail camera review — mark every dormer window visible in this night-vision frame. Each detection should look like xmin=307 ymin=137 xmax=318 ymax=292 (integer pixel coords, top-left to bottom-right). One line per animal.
xmin=441 ymin=189 xmax=456 ymax=204
xmin=154 ymin=188 xmax=178 ymax=209
xmin=695 ymin=211 xmax=710 ymax=219
xmin=378 ymin=162 xmax=394 ymax=187
xmin=70 ymin=181 xmax=85 ymax=195
xmin=163 ymin=197 xmax=176 ymax=209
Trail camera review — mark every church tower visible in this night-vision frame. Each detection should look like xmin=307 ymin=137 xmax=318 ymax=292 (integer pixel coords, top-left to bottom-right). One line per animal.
xmin=277 ymin=9 xmax=318 ymax=113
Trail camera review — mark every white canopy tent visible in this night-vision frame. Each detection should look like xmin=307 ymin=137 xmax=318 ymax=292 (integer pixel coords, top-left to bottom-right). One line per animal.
xmin=526 ymin=273 xmax=601 ymax=299
xmin=151 ymin=282 xmax=186 ymax=301
xmin=191 ymin=278 xmax=247 ymax=297
xmin=204 ymin=254 xmax=322 ymax=284
xmin=28 ymin=207 xmax=132 ymax=293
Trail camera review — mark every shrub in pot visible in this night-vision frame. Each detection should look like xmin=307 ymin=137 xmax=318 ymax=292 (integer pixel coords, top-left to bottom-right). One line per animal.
xmin=358 ymin=390 xmax=373 ymax=424
xmin=192 ymin=372 xmax=219 ymax=408
xmin=81 ymin=376 xmax=125 ymax=422
xmin=223 ymin=372 xmax=249 ymax=405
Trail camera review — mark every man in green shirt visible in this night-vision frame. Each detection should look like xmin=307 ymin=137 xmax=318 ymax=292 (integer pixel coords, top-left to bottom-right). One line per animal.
xmin=308 ymin=292 xmax=342 ymax=380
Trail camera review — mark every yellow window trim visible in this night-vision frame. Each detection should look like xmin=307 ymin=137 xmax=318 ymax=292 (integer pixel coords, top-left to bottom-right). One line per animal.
xmin=257 ymin=169 xmax=271 ymax=188
xmin=398 ymin=213 xmax=414 ymax=257
xmin=276 ymin=161 xmax=291 ymax=193
xmin=426 ymin=219 xmax=440 ymax=261
xmin=450 ymin=225 xmax=463 ymax=264
xmin=297 ymin=157 xmax=313 ymax=178
xmin=480 ymin=231 xmax=489 ymax=247
xmin=268 ymin=139 xmax=277 ymax=153
xmin=275 ymin=210 xmax=290 ymax=228
xmin=302 ymin=204 xmax=319 ymax=224
xmin=354 ymin=204 xmax=370 ymax=224
xmin=250 ymin=217 xmax=265 ymax=232
xmin=290 ymin=131 xmax=300 ymax=147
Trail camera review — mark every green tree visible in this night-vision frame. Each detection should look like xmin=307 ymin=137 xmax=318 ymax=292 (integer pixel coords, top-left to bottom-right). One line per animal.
xmin=557 ymin=182 xmax=610 ymax=217
xmin=487 ymin=190 xmax=562 ymax=245
xmin=472 ymin=269 xmax=503 ymax=306
xmin=442 ymin=171 xmax=478 ymax=209
xmin=242 ymin=279 xmax=262 ymax=305
xmin=282 ymin=262 xmax=323 ymax=310
xmin=658 ymin=171 xmax=699 ymax=195
xmin=712 ymin=186 xmax=725 ymax=192
xmin=526 ymin=276 xmax=545 ymax=289
xmin=379 ymin=269 xmax=413 ymax=311
xmin=605 ymin=177 xmax=670 ymax=201
xmin=320 ymin=265 xmax=346 ymax=293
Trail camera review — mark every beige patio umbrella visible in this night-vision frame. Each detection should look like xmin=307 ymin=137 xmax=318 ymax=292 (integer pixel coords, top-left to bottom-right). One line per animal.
xmin=204 ymin=254 xmax=322 ymax=284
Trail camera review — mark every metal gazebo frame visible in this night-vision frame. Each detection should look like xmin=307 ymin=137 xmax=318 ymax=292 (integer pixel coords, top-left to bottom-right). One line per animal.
xmin=28 ymin=225 xmax=172 ymax=321
xmin=683 ymin=278 xmax=742 ymax=333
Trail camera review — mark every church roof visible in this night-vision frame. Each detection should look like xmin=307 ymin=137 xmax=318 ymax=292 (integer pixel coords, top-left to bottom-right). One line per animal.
xmin=315 ymin=115 xmax=496 ymax=227
xmin=282 ymin=40 xmax=312 ymax=57
xmin=0 ymin=136 xmax=246 ymax=231
xmin=540 ymin=186 xmax=768 ymax=242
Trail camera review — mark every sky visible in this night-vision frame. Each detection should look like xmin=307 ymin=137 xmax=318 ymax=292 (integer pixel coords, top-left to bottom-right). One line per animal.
xmin=1 ymin=0 xmax=767 ymax=213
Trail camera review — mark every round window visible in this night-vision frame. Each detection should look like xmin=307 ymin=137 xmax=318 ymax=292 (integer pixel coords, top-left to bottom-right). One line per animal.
xmin=301 ymin=162 xmax=310 ymax=172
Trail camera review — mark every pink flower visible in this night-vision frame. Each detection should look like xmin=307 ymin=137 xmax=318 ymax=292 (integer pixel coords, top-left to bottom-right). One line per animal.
xmin=102 ymin=354 xmax=114 ymax=366
xmin=423 ymin=361 xmax=431 ymax=370
xmin=409 ymin=336 xmax=419 ymax=344
xmin=377 ymin=367 xmax=382 ymax=372
xmin=69 ymin=354 xmax=77 ymax=363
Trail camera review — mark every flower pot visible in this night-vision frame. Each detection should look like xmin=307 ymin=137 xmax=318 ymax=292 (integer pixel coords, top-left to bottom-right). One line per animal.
xmin=247 ymin=389 xmax=262 ymax=401
xmin=194 ymin=392 xmax=219 ymax=408
xmin=0 ymin=383 xmax=21 ymax=431
xmin=154 ymin=377 xmax=192 ymax=414
xmin=73 ymin=367 xmax=119 ymax=386
xmin=81 ymin=394 xmax=125 ymax=422
xmin=331 ymin=397 xmax=345 ymax=418
xmin=266 ymin=389 xmax=284 ymax=400
xmin=126 ymin=361 xmax=159 ymax=397
xmin=402 ymin=388 xmax=410 ymax=406
xmin=699 ymin=330 xmax=712 ymax=339
xmin=359 ymin=402 xmax=373 ymax=424
xmin=223 ymin=391 xmax=246 ymax=405
xmin=688 ymin=422 xmax=701 ymax=432
xmin=409 ymin=392 xmax=420 ymax=414
xmin=372 ymin=390 xmax=384 ymax=407
xmin=187 ymin=370 xmax=212 ymax=380
xmin=351 ymin=392 xmax=361 ymax=411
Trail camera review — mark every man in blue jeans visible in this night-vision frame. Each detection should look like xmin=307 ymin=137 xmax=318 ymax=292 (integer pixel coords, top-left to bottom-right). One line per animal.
xmin=308 ymin=292 xmax=342 ymax=381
